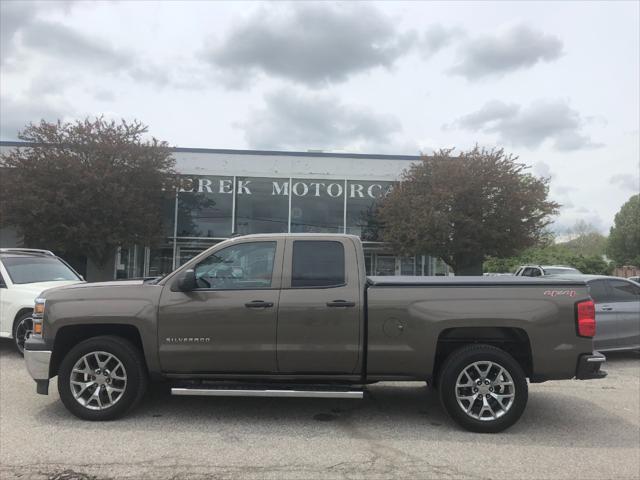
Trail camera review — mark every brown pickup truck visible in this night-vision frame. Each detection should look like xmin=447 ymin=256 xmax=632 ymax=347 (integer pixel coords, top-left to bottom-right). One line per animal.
xmin=24 ymin=234 xmax=606 ymax=433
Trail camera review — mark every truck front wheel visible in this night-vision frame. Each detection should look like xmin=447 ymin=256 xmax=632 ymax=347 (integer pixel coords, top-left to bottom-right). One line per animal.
xmin=57 ymin=335 xmax=148 ymax=421
xmin=438 ymin=344 xmax=528 ymax=433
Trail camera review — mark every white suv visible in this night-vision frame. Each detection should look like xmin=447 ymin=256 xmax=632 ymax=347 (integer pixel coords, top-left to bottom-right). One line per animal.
xmin=514 ymin=265 xmax=582 ymax=277
xmin=0 ymin=249 xmax=84 ymax=354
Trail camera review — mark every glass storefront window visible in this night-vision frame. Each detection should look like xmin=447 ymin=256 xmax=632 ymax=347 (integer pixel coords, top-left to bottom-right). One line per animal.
xmin=291 ymin=178 xmax=345 ymax=233
xmin=115 ymin=245 xmax=145 ymax=279
xmin=177 ymin=175 xmax=233 ymax=238
xmin=375 ymin=255 xmax=396 ymax=276
xmin=160 ymin=196 xmax=176 ymax=237
xmin=345 ymin=180 xmax=393 ymax=240
xmin=364 ymin=253 xmax=373 ymax=276
xmin=111 ymin=173 xmax=447 ymax=280
xmin=175 ymin=238 xmax=222 ymax=266
xmin=400 ymin=256 xmax=416 ymax=275
xmin=235 ymin=177 xmax=289 ymax=234
xmin=148 ymin=246 xmax=173 ymax=277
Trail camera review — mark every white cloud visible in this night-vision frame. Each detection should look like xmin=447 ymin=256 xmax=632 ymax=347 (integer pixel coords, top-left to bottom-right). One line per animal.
xmin=452 ymin=99 xmax=602 ymax=151
xmin=240 ymin=88 xmax=402 ymax=152
xmin=203 ymin=3 xmax=417 ymax=87
xmin=610 ymin=173 xmax=640 ymax=192
xmin=449 ymin=24 xmax=563 ymax=79
xmin=0 ymin=95 xmax=74 ymax=140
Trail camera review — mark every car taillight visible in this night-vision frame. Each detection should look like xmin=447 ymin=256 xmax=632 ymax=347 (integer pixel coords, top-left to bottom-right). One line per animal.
xmin=576 ymin=299 xmax=596 ymax=337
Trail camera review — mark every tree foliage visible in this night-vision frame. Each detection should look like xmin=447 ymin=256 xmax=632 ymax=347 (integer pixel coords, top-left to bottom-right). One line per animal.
xmin=562 ymin=231 xmax=608 ymax=258
xmin=378 ymin=146 xmax=559 ymax=274
xmin=607 ymin=194 xmax=640 ymax=266
xmin=0 ymin=118 xmax=176 ymax=265
xmin=555 ymin=220 xmax=609 ymax=258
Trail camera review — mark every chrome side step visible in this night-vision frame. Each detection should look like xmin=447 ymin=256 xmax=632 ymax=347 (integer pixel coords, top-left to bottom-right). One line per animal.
xmin=171 ymin=387 xmax=364 ymax=399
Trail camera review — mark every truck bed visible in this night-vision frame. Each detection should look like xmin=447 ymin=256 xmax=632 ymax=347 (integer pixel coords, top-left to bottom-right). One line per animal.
xmin=365 ymin=275 xmax=592 ymax=381
xmin=366 ymin=276 xmax=587 ymax=286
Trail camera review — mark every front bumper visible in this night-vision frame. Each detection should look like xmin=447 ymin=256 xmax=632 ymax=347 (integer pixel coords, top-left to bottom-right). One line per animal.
xmin=25 ymin=349 xmax=51 ymax=380
xmin=576 ymin=351 xmax=607 ymax=380
xmin=24 ymin=342 xmax=52 ymax=395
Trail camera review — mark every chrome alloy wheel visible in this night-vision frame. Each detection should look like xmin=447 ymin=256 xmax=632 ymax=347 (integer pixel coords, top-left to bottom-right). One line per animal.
xmin=455 ymin=360 xmax=515 ymax=422
xmin=70 ymin=351 xmax=127 ymax=410
xmin=15 ymin=316 xmax=33 ymax=354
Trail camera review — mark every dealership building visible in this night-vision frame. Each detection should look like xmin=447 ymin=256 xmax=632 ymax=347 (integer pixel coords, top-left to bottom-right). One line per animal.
xmin=0 ymin=141 xmax=450 ymax=280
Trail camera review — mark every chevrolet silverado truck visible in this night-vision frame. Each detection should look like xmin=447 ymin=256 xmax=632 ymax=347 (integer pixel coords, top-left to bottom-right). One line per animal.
xmin=24 ymin=234 xmax=606 ymax=433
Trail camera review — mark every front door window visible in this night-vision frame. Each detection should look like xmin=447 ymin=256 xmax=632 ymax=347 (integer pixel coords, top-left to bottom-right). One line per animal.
xmin=194 ymin=242 xmax=277 ymax=290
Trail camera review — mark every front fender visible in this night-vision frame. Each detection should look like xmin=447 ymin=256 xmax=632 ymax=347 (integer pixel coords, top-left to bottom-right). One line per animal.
xmin=40 ymin=283 xmax=164 ymax=375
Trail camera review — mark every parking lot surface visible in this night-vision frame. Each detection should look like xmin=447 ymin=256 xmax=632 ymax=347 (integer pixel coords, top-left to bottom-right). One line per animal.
xmin=1 ymin=340 xmax=638 ymax=480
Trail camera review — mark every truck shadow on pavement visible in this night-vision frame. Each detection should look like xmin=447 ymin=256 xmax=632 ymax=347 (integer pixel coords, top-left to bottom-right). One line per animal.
xmin=34 ymin=379 xmax=640 ymax=449
xmin=2 ymin=339 xmax=635 ymax=449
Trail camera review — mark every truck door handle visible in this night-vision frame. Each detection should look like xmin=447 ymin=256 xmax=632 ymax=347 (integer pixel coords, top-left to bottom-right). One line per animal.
xmin=601 ymin=306 xmax=614 ymax=311
xmin=244 ymin=300 xmax=274 ymax=308
xmin=326 ymin=300 xmax=355 ymax=308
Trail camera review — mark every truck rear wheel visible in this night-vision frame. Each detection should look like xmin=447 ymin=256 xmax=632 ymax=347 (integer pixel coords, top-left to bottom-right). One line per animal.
xmin=57 ymin=335 xmax=148 ymax=421
xmin=438 ymin=344 xmax=528 ymax=433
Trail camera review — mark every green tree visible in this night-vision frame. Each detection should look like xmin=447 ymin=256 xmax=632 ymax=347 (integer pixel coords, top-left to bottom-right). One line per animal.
xmin=378 ymin=146 xmax=559 ymax=275
xmin=562 ymin=220 xmax=608 ymax=257
xmin=562 ymin=232 xmax=608 ymax=257
xmin=607 ymin=194 xmax=640 ymax=266
xmin=0 ymin=118 xmax=176 ymax=266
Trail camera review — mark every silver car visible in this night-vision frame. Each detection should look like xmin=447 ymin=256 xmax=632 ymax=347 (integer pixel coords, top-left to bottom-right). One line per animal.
xmin=563 ymin=275 xmax=640 ymax=352
xmin=515 ymin=265 xmax=582 ymax=276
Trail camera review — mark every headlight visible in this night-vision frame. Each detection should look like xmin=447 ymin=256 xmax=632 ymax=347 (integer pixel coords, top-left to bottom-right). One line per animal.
xmin=32 ymin=298 xmax=45 ymax=336
xmin=34 ymin=298 xmax=46 ymax=315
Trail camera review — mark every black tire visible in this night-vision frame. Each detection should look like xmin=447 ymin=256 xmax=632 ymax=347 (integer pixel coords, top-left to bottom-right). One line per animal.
xmin=438 ymin=344 xmax=528 ymax=433
xmin=12 ymin=311 xmax=34 ymax=356
xmin=57 ymin=335 xmax=148 ymax=421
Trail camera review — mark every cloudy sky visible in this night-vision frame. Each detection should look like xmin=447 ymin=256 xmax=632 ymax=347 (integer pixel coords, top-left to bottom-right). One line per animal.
xmin=1 ymin=0 xmax=638 ymax=234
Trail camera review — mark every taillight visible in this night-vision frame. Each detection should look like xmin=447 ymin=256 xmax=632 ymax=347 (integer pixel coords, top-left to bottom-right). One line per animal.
xmin=576 ymin=299 xmax=596 ymax=337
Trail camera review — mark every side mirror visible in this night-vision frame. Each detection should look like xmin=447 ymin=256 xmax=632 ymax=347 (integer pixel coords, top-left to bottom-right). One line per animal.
xmin=176 ymin=269 xmax=197 ymax=292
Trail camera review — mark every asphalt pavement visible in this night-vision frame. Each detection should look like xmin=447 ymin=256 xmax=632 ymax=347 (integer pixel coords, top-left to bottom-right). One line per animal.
xmin=1 ymin=339 xmax=638 ymax=480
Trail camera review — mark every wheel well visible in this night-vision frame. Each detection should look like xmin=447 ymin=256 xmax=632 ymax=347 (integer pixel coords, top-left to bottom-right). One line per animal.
xmin=12 ymin=308 xmax=34 ymax=332
xmin=50 ymin=324 xmax=144 ymax=377
xmin=433 ymin=327 xmax=533 ymax=380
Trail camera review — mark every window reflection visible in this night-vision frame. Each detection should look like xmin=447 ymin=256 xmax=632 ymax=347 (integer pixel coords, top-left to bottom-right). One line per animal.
xmin=291 ymin=179 xmax=344 ymax=233
xmin=148 ymin=246 xmax=173 ymax=277
xmin=194 ymin=242 xmax=277 ymax=289
xmin=346 ymin=180 xmax=393 ymax=240
xmin=235 ymin=177 xmax=288 ymax=234
xmin=177 ymin=176 xmax=232 ymax=237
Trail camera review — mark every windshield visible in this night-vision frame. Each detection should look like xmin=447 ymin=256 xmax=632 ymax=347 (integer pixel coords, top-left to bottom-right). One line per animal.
xmin=1 ymin=256 xmax=81 ymax=284
xmin=543 ymin=267 xmax=581 ymax=275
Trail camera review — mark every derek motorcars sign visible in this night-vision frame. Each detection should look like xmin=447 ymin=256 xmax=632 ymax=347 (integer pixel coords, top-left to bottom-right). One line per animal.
xmin=179 ymin=177 xmax=392 ymax=199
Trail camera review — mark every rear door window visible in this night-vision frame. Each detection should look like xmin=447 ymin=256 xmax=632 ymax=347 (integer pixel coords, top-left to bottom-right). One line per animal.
xmin=522 ymin=267 xmax=541 ymax=277
xmin=608 ymin=280 xmax=640 ymax=302
xmin=588 ymin=280 xmax=613 ymax=303
xmin=291 ymin=241 xmax=345 ymax=288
